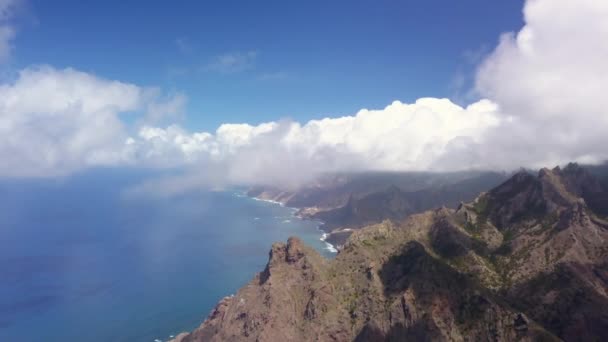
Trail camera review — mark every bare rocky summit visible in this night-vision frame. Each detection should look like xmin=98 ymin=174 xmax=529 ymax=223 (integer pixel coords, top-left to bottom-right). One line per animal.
xmin=174 ymin=163 xmax=608 ymax=341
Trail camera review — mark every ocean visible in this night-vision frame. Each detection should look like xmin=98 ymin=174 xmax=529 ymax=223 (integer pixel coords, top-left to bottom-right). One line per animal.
xmin=0 ymin=169 xmax=335 ymax=341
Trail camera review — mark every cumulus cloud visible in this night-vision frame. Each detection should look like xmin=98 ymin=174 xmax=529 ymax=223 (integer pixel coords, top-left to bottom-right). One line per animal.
xmin=140 ymin=90 xmax=186 ymax=125
xmin=2 ymin=0 xmax=608 ymax=191
xmin=128 ymin=0 xmax=608 ymax=192
xmin=0 ymin=66 xmax=185 ymax=177
xmin=469 ymin=0 xmax=608 ymax=169
xmin=126 ymin=98 xmax=501 ymax=192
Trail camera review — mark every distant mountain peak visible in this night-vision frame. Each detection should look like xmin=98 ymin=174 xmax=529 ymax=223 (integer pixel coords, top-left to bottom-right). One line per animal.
xmin=174 ymin=163 xmax=608 ymax=341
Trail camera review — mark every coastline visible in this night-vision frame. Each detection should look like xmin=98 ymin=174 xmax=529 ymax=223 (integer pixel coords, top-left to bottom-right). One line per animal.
xmin=249 ymin=195 xmax=286 ymax=207
xmin=242 ymin=191 xmax=338 ymax=255
xmin=319 ymin=232 xmax=338 ymax=253
xmin=162 ymin=189 xmax=338 ymax=342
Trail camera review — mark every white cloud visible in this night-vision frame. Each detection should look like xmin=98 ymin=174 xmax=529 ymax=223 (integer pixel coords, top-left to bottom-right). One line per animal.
xmin=126 ymin=98 xmax=501 ymax=191
xmin=127 ymin=0 xmax=608 ymax=192
xmin=141 ymin=89 xmax=187 ymax=125
xmin=2 ymin=0 xmax=608 ymax=191
xmin=468 ymin=0 xmax=608 ymax=169
xmin=0 ymin=66 xmax=184 ymax=177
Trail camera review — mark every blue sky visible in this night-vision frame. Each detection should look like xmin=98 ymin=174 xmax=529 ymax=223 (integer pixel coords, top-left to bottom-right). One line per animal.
xmin=15 ymin=0 xmax=523 ymax=131
xmin=4 ymin=0 xmax=603 ymax=183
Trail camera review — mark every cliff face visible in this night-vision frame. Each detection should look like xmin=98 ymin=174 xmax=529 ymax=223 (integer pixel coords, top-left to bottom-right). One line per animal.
xmin=247 ymin=171 xmax=506 ymax=211
xmin=312 ymin=173 xmax=504 ymax=246
xmin=175 ymin=164 xmax=608 ymax=341
xmin=248 ymin=171 xmax=506 ymax=249
xmin=174 ymin=237 xmax=343 ymax=342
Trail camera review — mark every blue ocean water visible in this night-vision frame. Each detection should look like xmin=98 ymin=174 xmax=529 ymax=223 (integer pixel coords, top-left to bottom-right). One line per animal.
xmin=0 ymin=170 xmax=335 ymax=341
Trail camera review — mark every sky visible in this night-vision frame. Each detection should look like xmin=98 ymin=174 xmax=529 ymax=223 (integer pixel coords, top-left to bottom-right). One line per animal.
xmin=10 ymin=0 xmax=524 ymax=129
xmin=1 ymin=0 xmax=607 ymax=192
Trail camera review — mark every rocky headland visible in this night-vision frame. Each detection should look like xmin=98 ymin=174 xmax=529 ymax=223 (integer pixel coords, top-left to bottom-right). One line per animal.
xmin=248 ymin=171 xmax=507 ymax=249
xmin=171 ymin=163 xmax=608 ymax=341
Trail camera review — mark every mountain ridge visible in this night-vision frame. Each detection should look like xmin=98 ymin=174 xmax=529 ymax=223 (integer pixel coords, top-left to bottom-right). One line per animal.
xmin=250 ymin=171 xmax=508 ymax=248
xmin=172 ymin=163 xmax=608 ymax=341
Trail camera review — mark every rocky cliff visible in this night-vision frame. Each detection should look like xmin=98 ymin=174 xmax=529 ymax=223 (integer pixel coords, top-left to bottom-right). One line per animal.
xmin=174 ymin=163 xmax=608 ymax=341
xmin=313 ymin=173 xmax=506 ymax=248
xmin=249 ymin=171 xmax=506 ymax=248
xmin=247 ymin=171 xmax=506 ymax=210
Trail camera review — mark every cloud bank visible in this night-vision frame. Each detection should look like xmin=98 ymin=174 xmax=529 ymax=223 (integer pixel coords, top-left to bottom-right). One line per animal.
xmin=0 ymin=66 xmax=185 ymax=177
xmin=471 ymin=0 xmax=608 ymax=170
xmin=127 ymin=98 xmax=500 ymax=191
xmin=1 ymin=0 xmax=607 ymax=191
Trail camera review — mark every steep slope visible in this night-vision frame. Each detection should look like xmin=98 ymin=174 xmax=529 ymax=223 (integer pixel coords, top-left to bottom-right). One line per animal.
xmin=174 ymin=164 xmax=608 ymax=341
xmin=248 ymin=171 xmax=506 ymax=211
xmin=311 ymin=173 xmax=505 ymax=247
xmin=585 ymin=161 xmax=608 ymax=198
xmin=313 ymin=186 xmax=414 ymax=231
xmin=450 ymin=163 xmax=608 ymax=339
xmin=172 ymin=232 xmax=555 ymax=342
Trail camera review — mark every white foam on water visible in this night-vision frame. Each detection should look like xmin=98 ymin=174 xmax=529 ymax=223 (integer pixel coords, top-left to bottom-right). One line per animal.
xmin=324 ymin=242 xmax=338 ymax=253
xmin=243 ymin=192 xmax=337 ymax=254
xmin=251 ymin=197 xmax=285 ymax=206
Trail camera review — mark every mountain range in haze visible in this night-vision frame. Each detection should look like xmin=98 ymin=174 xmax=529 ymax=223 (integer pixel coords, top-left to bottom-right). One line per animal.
xmin=248 ymin=171 xmax=509 ymax=248
xmin=170 ymin=162 xmax=608 ymax=341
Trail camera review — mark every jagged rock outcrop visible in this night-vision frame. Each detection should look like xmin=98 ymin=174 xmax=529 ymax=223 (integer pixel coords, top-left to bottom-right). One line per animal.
xmin=174 ymin=164 xmax=608 ymax=341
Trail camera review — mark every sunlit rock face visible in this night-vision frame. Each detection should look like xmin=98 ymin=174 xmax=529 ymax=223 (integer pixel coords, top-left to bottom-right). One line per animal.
xmin=172 ymin=163 xmax=608 ymax=341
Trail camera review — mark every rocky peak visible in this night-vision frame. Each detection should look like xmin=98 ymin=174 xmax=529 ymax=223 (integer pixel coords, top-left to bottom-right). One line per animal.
xmin=490 ymin=170 xmax=538 ymax=201
xmin=173 ymin=163 xmax=608 ymax=342
xmin=479 ymin=164 xmax=607 ymax=230
xmin=285 ymin=237 xmax=306 ymax=263
xmin=541 ymin=163 xmax=605 ymax=201
xmin=267 ymin=237 xmax=305 ymax=266
xmin=261 ymin=237 xmax=324 ymax=285
xmin=561 ymin=163 xmax=608 ymax=216
xmin=563 ymin=162 xmax=583 ymax=174
xmin=538 ymin=166 xmax=579 ymax=209
xmin=479 ymin=170 xmax=544 ymax=229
